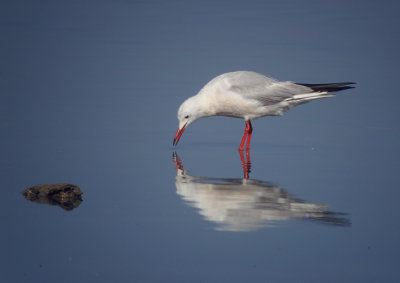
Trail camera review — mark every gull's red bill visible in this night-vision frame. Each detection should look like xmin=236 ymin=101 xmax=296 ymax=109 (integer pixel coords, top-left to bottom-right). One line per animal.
xmin=173 ymin=123 xmax=187 ymax=146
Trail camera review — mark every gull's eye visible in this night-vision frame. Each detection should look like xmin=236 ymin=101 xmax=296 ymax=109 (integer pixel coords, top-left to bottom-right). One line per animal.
xmin=185 ymin=115 xmax=189 ymax=119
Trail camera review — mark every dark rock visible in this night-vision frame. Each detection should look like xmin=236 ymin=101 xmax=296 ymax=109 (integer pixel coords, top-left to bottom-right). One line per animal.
xmin=22 ymin=183 xmax=83 ymax=211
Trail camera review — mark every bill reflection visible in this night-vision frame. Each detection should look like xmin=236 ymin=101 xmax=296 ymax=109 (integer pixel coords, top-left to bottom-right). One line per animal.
xmin=173 ymin=152 xmax=349 ymax=232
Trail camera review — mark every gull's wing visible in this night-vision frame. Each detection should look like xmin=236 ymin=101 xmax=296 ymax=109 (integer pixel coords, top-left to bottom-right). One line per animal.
xmin=222 ymin=71 xmax=314 ymax=106
xmin=223 ymin=71 xmax=355 ymax=106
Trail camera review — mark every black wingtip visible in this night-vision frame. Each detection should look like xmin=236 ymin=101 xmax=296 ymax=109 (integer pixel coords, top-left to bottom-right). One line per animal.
xmin=296 ymin=82 xmax=356 ymax=92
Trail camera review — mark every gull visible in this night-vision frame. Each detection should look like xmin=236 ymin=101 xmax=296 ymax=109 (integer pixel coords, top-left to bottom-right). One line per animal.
xmin=173 ymin=71 xmax=355 ymax=150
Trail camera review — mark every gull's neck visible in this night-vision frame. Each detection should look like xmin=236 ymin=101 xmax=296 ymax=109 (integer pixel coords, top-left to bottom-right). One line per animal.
xmin=189 ymin=94 xmax=216 ymax=118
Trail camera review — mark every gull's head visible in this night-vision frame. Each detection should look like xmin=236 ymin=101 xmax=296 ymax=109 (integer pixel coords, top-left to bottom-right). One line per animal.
xmin=173 ymin=96 xmax=204 ymax=146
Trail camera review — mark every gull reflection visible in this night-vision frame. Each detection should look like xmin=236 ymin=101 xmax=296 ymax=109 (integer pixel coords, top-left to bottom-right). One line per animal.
xmin=173 ymin=152 xmax=349 ymax=231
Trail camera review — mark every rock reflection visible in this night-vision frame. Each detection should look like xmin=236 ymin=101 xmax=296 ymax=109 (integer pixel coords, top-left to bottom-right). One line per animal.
xmin=22 ymin=183 xmax=83 ymax=211
xmin=173 ymin=153 xmax=349 ymax=231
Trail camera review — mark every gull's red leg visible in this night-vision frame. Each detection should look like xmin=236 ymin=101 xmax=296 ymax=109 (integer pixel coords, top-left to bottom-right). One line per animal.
xmin=238 ymin=123 xmax=249 ymax=151
xmin=239 ymin=120 xmax=253 ymax=151
xmin=245 ymin=120 xmax=253 ymax=151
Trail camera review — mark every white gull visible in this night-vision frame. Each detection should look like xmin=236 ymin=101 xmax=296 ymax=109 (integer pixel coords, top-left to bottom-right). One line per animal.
xmin=173 ymin=71 xmax=355 ymax=150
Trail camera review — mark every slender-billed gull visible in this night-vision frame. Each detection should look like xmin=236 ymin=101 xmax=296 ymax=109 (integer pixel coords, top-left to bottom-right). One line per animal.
xmin=173 ymin=71 xmax=355 ymax=150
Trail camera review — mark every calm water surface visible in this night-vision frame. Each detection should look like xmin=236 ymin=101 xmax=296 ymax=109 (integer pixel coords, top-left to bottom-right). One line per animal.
xmin=1 ymin=0 xmax=400 ymax=282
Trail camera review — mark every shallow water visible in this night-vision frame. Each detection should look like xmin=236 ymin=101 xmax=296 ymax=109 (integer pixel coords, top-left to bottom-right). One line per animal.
xmin=2 ymin=0 xmax=400 ymax=282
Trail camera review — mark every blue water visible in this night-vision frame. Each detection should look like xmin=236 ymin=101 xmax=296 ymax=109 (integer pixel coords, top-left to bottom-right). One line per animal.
xmin=1 ymin=0 xmax=400 ymax=282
